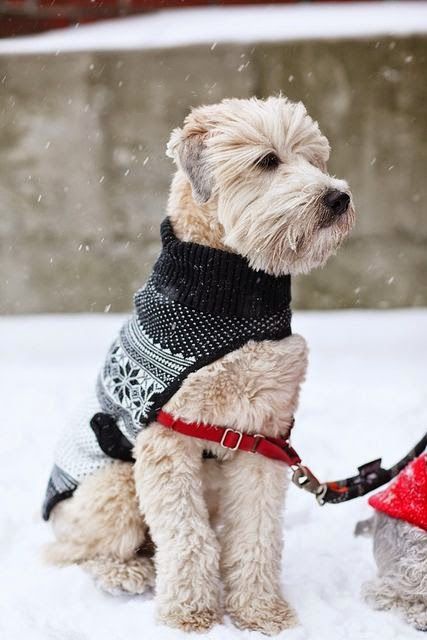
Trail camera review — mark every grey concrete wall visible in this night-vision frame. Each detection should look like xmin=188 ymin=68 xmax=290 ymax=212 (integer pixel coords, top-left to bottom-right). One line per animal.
xmin=0 ymin=36 xmax=426 ymax=313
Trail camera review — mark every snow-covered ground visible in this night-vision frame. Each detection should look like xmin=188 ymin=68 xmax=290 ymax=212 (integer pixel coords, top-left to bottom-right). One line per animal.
xmin=0 ymin=310 xmax=426 ymax=640
xmin=0 ymin=2 xmax=426 ymax=54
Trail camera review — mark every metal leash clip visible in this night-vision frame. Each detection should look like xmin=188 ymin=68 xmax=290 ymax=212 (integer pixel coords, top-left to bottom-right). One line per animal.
xmin=291 ymin=464 xmax=328 ymax=505
xmin=290 ymin=431 xmax=427 ymax=507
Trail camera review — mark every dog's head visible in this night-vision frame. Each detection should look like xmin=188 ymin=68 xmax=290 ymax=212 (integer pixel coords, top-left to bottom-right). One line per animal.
xmin=167 ymin=96 xmax=355 ymax=275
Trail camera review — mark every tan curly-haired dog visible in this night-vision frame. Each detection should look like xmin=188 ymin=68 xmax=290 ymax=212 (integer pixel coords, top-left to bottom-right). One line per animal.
xmin=44 ymin=96 xmax=355 ymax=635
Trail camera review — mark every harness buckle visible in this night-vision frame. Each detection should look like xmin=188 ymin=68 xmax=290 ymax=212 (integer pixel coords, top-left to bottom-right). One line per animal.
xmin=220 ymin=428 xmax=243 ymax=451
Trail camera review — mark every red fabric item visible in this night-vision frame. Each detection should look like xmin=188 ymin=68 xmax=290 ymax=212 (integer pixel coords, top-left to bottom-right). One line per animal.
xmin=156 ymin=410 xmax=301 ymax=467
xmin=368 ymin=454 xmax=427 ymax=532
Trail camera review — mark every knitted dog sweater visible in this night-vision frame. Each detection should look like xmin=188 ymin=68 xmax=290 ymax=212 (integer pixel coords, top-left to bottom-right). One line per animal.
xmin=42 ymin=217 xmax=292 ymax=520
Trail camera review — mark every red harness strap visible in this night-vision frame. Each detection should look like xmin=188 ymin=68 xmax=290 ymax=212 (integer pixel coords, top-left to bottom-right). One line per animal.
xmin=156 ymin=410 xmax=301 ymax=467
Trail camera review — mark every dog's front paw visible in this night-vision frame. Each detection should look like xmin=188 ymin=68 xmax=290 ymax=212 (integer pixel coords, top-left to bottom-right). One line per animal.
xmin=362 ymin=578 xmax=394 ymax=611
xmin=403 ymin=598 xmax=427 ymax=632
xmin=158 ymin=605 xmax=221 ymax=633
xmin=228 ymin=597 xmax=298 ymax=635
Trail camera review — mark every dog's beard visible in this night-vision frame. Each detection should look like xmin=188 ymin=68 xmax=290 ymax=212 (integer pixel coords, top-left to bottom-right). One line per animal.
xmin=220 ymin=184 xmax=355 ymax=276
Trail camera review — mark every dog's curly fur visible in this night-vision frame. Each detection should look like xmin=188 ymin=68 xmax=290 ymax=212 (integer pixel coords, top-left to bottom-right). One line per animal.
xmin=44 ymin=96 xmax=355 ymax=634
xmin=361 ymin=513 xmax=427 ymax=631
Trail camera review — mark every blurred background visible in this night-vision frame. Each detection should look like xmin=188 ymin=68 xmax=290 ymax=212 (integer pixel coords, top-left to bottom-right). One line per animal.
xmin=0 ymin=0 xmax=426 ymax=313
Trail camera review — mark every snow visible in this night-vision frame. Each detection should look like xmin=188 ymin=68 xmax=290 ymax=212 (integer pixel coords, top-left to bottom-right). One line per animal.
xmin=1 ymin=309 xmax=426 ymax=640
xmin=0 ymin=2 xmax=427 ymax=55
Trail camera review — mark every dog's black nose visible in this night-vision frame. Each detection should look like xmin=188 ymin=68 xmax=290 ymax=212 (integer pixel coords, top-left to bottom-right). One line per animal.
xmin=323 ymin=190 xmax=350 ymax=216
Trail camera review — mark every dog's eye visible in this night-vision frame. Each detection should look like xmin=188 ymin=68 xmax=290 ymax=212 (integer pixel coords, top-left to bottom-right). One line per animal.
xmin=256 ymin=152 xmax=280 ymax=170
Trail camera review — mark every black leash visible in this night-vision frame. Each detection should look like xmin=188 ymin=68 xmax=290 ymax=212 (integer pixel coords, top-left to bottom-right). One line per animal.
xmin=291 ymin=431 xmax=427 ymax=505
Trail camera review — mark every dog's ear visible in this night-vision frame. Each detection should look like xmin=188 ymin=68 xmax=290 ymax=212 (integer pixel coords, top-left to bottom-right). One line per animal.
xmin=312 ymin=155 xmax=328 ymax=173
xmin=310 ymin=130 xmax=330 ymax=173
xmin=166 ymin=126 xmax=214 ymax=204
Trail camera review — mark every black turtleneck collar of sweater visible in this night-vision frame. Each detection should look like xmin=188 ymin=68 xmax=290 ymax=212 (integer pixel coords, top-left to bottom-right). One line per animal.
xmin=150 ymin=217 xmax=292 ymax=319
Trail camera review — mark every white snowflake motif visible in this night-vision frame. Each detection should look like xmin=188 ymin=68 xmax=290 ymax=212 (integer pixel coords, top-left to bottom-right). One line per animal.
xmin=104 ymin=343 xmax=163 ymax=425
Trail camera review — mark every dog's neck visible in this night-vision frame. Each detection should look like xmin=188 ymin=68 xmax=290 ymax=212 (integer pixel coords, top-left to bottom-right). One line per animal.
xmin=167 ymin=171 xmax=227 ymax=250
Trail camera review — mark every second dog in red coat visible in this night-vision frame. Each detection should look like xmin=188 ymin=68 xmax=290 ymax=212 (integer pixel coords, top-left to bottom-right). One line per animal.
xmin=358 ymin=454 xmax=427 ymax=630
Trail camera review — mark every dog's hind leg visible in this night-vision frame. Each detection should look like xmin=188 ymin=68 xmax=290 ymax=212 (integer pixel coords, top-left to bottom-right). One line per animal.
xmin=81 ymin=555 xmax=155 ymax=595
xmin=44 ymin=461 xmax=153 ymax=595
